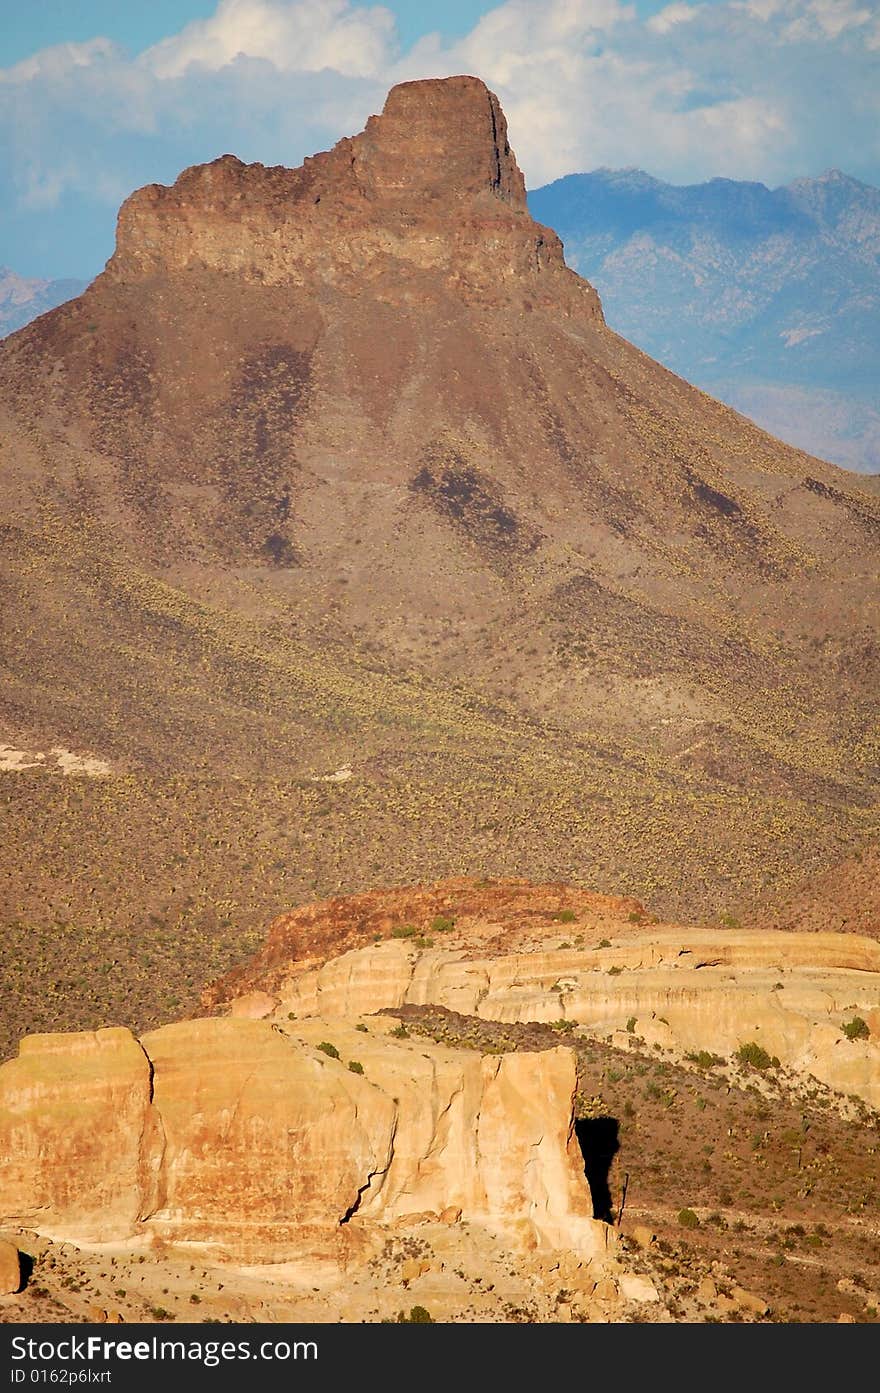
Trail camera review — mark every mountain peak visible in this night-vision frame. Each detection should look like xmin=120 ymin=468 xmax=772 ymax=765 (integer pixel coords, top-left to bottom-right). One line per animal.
xmin=105 ymin=76 xmax=563 ymax=307
xmin=362 ymin=76 xmax=528 ymax=209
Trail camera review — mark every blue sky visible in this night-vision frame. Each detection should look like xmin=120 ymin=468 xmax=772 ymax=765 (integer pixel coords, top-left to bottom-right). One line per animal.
xmin=2 ymin=0 xmax=878 ymax=279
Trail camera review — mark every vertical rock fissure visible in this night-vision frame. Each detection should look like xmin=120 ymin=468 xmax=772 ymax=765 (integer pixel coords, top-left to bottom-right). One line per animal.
xmin=487 ymin=94 xmax=503 ymax=194
xmin=133 ymin=1036 xmax=167 ymax=1225
xmin=339 ymin=1113 xmax=397 ymax=1225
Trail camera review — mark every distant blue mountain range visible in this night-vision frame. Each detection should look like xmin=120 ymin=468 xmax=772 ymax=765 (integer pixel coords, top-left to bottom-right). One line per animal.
xmin=0 ymin=268 xmax=87 ymax=339
xmin=529 ymin=168 xmax=880 ymax=473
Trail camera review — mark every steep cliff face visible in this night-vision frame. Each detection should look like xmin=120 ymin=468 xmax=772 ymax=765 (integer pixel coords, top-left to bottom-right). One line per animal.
xmin=0 ymin=1016 xmax=608 ymax=1264
xmin=107 ymin=77 xmax=567 ymax=306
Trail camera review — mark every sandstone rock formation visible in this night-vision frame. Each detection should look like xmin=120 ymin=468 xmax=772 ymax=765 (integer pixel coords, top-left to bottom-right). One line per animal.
xmin=0 ymin=1017 xmax=610 ymax=1265
xmin=0 ymin=1027 xmax=153 ymax=1243
xmin=0 ymin=1237 xmax=21 ymax=1294
xmin=211 ymin=882 xmax=880 ymax=1110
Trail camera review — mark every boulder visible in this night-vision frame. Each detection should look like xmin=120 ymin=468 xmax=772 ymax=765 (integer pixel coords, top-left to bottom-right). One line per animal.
xmin=732 ymin=1285 xmax=770 ymax=1316
xmin=619 ymin=1274 xmax=660 ymax=1303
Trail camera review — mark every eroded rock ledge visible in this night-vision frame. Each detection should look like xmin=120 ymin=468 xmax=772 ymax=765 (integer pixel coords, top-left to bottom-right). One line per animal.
xmin=0 ymin=1018 xmax=611 ymax=1265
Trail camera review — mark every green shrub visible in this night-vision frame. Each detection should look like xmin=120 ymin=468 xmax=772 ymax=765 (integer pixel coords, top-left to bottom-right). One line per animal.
xmin=607 ymin=965 xmax=623 ymax=976
xmin=552 ymin=909 xmax=577 ymax=923
xmin=348 ymin=1060 xmax=364 ymax=1075
xmin=397 ymin=1306 xmax=433 ymax=1323
xmin=390 ymin=1023 xmax=409 ymax=1039
xmin=392 ymin=925 xmax=418 ymax=939
xmin=736 ymin=1042 xmax=773 ymax=1071
xmin=626 ymin=1016 xmax=636 ymax=1033
xmin=842 ymin=1016 xmax=870 ymax=1041
xmin=677 ymin=1208 xmax=700 ymax=1230
xmin=597 ymin=938 xmax=611 ymax=949
xmin=719 ymin=913 xmax=740 ymax=929
xmin=355 ymin=1023 xmax=368 ymax=1033
xmin=431 ymin=915 xmax=455 ymax=933
xmin=685 ymin=1050 xmax=724 ymax=1069
xmin=317 ymin=1041 xmax=340 ymax=1059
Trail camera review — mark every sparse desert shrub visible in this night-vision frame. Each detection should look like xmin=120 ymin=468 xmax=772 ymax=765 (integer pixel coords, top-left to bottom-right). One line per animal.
xmin=597 ymin=938 xmax=611 ymax=949
xmin=431 ymin=916 xmax=455 ymax=933
xmin=607 ymin=965 xmax=623 ymax=976
xmin=677 ymin=1208 xmax=700 ymax=1230
xmin=736 ymin=1042 xmax=773 ymax=1071
xmin=686 ymin=1050 xmax=725 ymax=1069
xmin=392 ymin=925 xmax=418 ymax=939
xmin=626 ymin=1016 xmax=636 ymax=1033
xmin=317 ymin=1041 xmax=340 ymax=1059
xmin=355 ymin=1023 xmax=368 ymax=1032
xmin=390 ymin=1023 xmax=409 ymax=1039
xmin=348 ymin=1060 xmax=364 ymax=1074
xmin=842 ymin=1016 xmax=870 ymax=1041
xmin=719 ymin=913 xmax=740 ymax=929
xmin=398 ymin=1305 xmax=433 ymax=1323
xmin=552 ymin=909 xmax=577 ymax=923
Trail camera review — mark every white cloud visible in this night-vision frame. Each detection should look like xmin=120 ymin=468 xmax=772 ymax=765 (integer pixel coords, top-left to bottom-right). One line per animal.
xmin=0 ymin=37 xmax=122 ymax=84
xmin=735 ymin=0 xmax=786 ymax=19
xmin=144 ymin=0 xmax=397 ymax=80
xmin=784 ymin=0 xmax=873 ymax=40
xmin=735 ymin=0 xmax=874 ymax=39
xmin=647 ymin=3 xmax=704 ymax=36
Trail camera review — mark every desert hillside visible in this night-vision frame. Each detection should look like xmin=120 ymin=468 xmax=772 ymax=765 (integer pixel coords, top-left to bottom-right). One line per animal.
xmin=0 ymin=75 xmax=877 ymax=1058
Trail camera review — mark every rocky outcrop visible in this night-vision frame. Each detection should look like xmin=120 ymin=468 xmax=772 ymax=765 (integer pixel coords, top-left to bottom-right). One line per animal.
xmin=106 ymin=76 xmax=596 ymax=315
xmin=206 ymin=876 xmax=646 ymax=1005
xmin=253 ymin=929 xmax=880 ymax=1110
xmin=0 ymin=1027 xmax=153 ymax=1243
xmin=0 ymin=1017 xmax=609 ymax=1264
